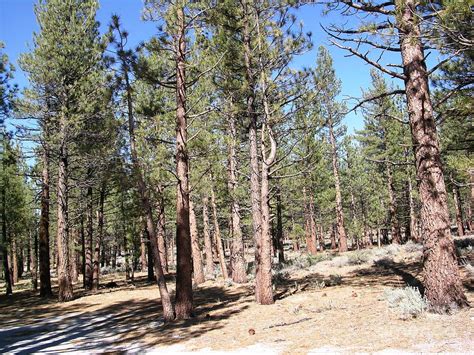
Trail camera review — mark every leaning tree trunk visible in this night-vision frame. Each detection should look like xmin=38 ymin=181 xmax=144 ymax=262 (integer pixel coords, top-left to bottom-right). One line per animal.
xmin=452 ymin=185 xmax=465 ymax=237
xmin=210 ymin=182 xmax=229 ymax=280
xmin=122 ymin=41 xmax=174 ymax=321
xmin=57 ymin=114 xmax=73 ymax=302
xmin=397 ymin=0 xmax=468 ymax=311
xmin=227 ymin=112 xmax=247 ymax=283
xmin=173 ymin=5 xmax=193 ymax=319
xmin=39 ymin=145 xmax=52 ymax=297
xmin=406 ymin=163 xmax=420 ymax=242
xmin=328 ymin=121 xmax=348 ymax=252
xmin=189 ymin=198 xmax=205 ymax=285
xmin=386 ymin=163 xmax=402 ymax=244
xmin=202 ymin=196 xmax=214 ymax=277
xmin=156 ymin=195 xmax=169 ymax=273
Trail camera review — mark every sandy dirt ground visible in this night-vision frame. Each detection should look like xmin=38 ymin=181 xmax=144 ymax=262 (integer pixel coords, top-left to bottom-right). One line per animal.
xmin=1 ymin=241 xmax=473 ymax=354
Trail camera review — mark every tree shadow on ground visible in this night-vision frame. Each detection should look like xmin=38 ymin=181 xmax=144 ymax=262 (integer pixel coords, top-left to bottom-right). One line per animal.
xmin=0 ymin=284 xmax=251 ymax=353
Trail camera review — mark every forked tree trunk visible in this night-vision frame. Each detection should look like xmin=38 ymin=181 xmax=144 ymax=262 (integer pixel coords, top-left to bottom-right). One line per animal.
xmin=386 ymin=163 xmax=401 ymax=244
xmin=328 ymin=121 xmax=348 ymax=252
xmin=227 ymin=113 xmax=247 ymax=283
xmin=189 ymin=198 xmax=205 ymax=285
xmin=397 ymin=0 xmax=467 ymax=310
xmin=92 ymin=185 xmax=105 ymax=291
xmin=57 ymin=115 xmax=73 ymax=302
xmin=452 ymin=185 xmax=465 ymax=237
xmin=210 ymin=183 xmax=229 ymax=280
xmin=39 ymin=145 xmax=52 ymax=297
xmin=202 ymin=196 xmax=214 ymax=276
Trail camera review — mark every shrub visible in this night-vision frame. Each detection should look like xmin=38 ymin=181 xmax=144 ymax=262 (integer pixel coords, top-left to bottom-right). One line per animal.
xmin=325 ymin=274 xmax=342 ymax=286
xmin=384 ymin=287 xmax=427 ymax=319
xmin=347 ymin=250 xmax=371 ymax=265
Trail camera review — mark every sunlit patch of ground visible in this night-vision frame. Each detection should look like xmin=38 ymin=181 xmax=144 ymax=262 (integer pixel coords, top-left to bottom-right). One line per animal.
xmin=1 ymin=237 xmax=473 ymax=354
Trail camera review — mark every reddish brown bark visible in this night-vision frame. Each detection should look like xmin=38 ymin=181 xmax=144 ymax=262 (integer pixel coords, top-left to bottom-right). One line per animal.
xmin=227 ymin=112 xmax=247 ymax=283
xmin=57 ymin=114 xmax=73 ymax=302
xmin=173 ymin=5 xmax=193 ymax=320
xmin=397 ymin=0 xmax=467 ymax=311
xmin=328 ymin=120 xmax=347 ymax=252
xmin=189 ymin=198 xmax=205 ymax=285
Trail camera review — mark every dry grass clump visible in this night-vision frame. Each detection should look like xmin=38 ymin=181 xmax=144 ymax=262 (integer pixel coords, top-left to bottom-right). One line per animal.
xmin=384 ymin=286 xmax=427 ymax=319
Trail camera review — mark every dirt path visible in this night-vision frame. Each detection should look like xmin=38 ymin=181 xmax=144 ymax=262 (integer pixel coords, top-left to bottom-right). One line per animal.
xmin=1 ymin=243 xmax=473 ymax=354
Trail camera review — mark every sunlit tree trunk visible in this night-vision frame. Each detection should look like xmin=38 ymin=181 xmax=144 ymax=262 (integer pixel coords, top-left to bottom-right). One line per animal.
xmin=189 ymin=198 xmax=205 ymax=284
xmin=397 ymin=0 xmax=467 ymax=310
xmin=328 ymin=120 xmax=348 ymax=252
xmin=453 ymin=185 xmax=465 ymax=237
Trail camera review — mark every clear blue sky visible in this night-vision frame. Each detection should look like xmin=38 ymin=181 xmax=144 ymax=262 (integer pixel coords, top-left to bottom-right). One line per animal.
xmin=0 ymin=0 xmax=406 ymax=134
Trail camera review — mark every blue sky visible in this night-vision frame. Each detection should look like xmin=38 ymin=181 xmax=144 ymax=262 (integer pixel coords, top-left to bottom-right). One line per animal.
xmin=0 ymin=0 xmax=406 ymax=135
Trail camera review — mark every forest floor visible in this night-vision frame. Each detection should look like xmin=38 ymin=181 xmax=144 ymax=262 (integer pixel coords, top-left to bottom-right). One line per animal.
xmin=1 ymin=237 xmax=473 ymax=354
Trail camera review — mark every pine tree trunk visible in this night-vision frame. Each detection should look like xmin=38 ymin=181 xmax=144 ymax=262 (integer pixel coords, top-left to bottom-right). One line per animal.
xmin=276 ymin=187 xmax=285 ymax=263
xmin=147 ymin=229 xmax=155 ymax=281
xmin=256 ymin=125 xmax=275 ymax=304
xmin=386 ymin=163 xmax=401 ymax=243
xmin=309 ymin=195 xmax=318 ymax=254
xmin=173 ymin=5 xmax=193 ymax=320
xmin=84 ymin=183 xmax=93 ymax=290
xmin=140 ymin=229 xmax=147 ymax=272
xmin=407 ymin=170 xmax=420 ymax=242
xmin=92 ymin=185 xmax=105 ymax=291
xmin=397 ymin=0 xmax=467 ymax=310
xmin=123 ymin=45 xmax=174 ymax=321
xmin=329 ymin=122 xmax=348 ymax=252
xmin=210 ymin=182 xmax=229 ymax=280
xmin=1 ymin=182 xmax=12 ymax=295
xmin=453 ymin=185 xmax=465 ymax=237
xmin=243 ymin=1 xmax=263 ymax=277
xmin=202 ymin=196 xmax=214 ymax=277
xmin=156 ymin=193 xmax=169 ymax=273
xmin=12 ymin=239 xmax=18 ymax=284
xmin=39 ymin=146 xmax=52 ymax=297
xmin=57 ymin=114 xmax=73 ymax=302
xmin=227 ymin=113 xmax=247 ymax=283
xmin=70 ymin=229 xmax=78 ymax=284
xmin=189 ymin=198 xmax=205 ymax=284
xmin=31 ymin=230 xmax=38 ymax=290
